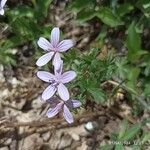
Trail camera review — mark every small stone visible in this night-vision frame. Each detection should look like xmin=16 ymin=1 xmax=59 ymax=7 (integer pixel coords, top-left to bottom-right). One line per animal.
xmin=32 ymin=97 xmax=44 ymax=109
xmin=10 ymin=140 xmax=17 ymax=150
xmin=49 ymin=131 xmax=62 ymax=150
xmin=40 ymin=144 xmax=50 ymax=150
xmin=12 ymin=77 xmax=19 ymax=85
xmin=8 ymin=77 xmax=20 ymax=88
xmin=62 ymin=124 xmax=90 ymax=138
xmin=3 ymin=138 xmax=12 ymax=146
xmin=11 ymin=99 xmax=26 ymax=110
xmin=71 ymin=141 xmax=81 ymax=149
xmin=76 ymin=141 xmax=88 ymax=150
xmin=85 ymin=122 xmax=93 ymax=131
xmin=17 ymin=109 xmax=40 ymax=122
xmin=18 ymin=133 xmax=43 ymax=150
xmin=41 ymin=132 xmax=51 ymax=142
xmin=1 ymin=89 xmax=9 ymax=99
xmin=58 ymin=134 xmax=72 ymax=149
xmin=0 ymin=147 xmax=9 ymax=150
xmin=71 ymin=133 xmax=80 ymax=141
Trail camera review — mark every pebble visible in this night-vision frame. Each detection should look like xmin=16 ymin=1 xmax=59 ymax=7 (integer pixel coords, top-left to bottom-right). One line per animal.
xmin=58 ymin=134 xmax=72 ymax=149
xmin=0 ymin=147 xmax=9 ymax=150
xmin=3 ymin=138 xmax=12 ymax=146
xmin=41 ymin=132 xmax=51 ymax=142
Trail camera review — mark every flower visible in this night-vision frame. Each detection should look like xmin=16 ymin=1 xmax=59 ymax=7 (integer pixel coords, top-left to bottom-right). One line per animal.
xmin=37 ymin=62 xmax=76 ymax=101
xmin=46 ymin=98 xmax=81 ymax=124
xmin=36 ymin=27 xmax=74 ymax=66
xmin=0 ymin=0 xmax=7 ymax=15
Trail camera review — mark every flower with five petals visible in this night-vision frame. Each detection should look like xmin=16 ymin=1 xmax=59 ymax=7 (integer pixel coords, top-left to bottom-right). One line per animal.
xmin=36 ymin=27 xmax=74 ymax=67
xmin=37 ymin=62 xmax=76 ymax=101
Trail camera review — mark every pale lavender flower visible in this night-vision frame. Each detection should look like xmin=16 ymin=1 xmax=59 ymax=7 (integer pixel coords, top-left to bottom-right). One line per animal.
xmin=0 ymin=0 xmax=7 ymax=15
xmin=46 ymin=98 xmax=81 ymax=124
xmin=37 ymin=62 xmax=76 ymax=101
xmin=36 ymin=27 xmax=74 ymax=66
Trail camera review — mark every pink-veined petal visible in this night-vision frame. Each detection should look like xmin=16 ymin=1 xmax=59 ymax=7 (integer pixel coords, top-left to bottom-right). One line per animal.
xmin=46 ymin=102 xmax=63 ymax=118
xmin=63 ymin=105 xmax=74 ymax=124
xmin=36 ymin=52 xmax=54 ymax=66
xmin=61 ymin=71 xmax=76 ymax=83
xmin=37 ymin=37 xmax=53 ymax=51
xmin=57 ymin=83 xmax=69 ymax=101
xmin=0 ymin=9 xmax=4 ymax=15
xmin=50 ymin=27 xmax=60 ymax=47
xmin=71 ymin=100 xmax=81 ymax=108
xmin=57 ymin=40 xmax=74 ymax=52
xmin=42 ymin=85 xmax=56 ymax=101
xmin=1 ymin=0 xmax=7 ymax=8
xmin=53 ymin=52 xmax=62 ymax=72
xmin=37 ymin=71 xmax=55 ymax=82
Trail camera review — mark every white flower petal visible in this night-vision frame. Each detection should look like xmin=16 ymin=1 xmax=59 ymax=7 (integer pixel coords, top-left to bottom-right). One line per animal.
xmin=50 ymin=27 xmax=60 ymax=47
xmin=37 ymin=71 xmax=55 ymax=82
xmin=63 ymin=105 xmax=74 ymax=124
xmin=61 ymin=71 xmax=76 ymax=83
xmin=0 ymin=9 xmax=4 ymax=15
xmin=57 ymin=40 xmax=74 ymax=52
xmin=36 ymin=52 xmax=54 ymax=66
xmin=57 ymin=83 xmax=69 ymax=101
xmin=37 ymin=37 xmax=53 ymax=51
xmin=46 ymin=102 xmax=63 ymax=118
xmin=53 ymin=52 xmax=62 ymax=72
xmin=1 ymin=0 xmax=7 ymax=8
xmin=42 ymin=85 xmax=56 ymax=101
xmin=71 ymin=100 xmax=81 ymax=108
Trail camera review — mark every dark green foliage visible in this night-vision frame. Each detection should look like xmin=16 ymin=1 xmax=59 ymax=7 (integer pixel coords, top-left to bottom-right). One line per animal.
xmin=99 ymin=120 xmax=150 ymax=150
xmin=63 ymin=48 xmax=116 ymax=103
xmin=0 ymin=0 xmax=53 ymax=65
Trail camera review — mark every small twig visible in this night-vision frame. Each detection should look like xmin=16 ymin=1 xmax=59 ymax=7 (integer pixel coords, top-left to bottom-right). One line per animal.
xmin=0 ymin=111 xmax=106 ymax=140
xmin=3 ymin=111 xmax=105 ymax=128
xmin=101 ymin=80 xmax=119 ymax=87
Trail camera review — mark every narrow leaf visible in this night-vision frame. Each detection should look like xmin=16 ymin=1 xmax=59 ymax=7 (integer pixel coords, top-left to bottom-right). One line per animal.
xmin=122 ymin=123 xmax=141 ymax=141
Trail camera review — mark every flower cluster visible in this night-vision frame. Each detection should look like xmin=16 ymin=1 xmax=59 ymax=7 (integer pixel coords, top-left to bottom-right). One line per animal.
xmin=36 ymin=27 xmax=81 ymax=123
xmin=0 ymin=0 xmax=7 ymax=15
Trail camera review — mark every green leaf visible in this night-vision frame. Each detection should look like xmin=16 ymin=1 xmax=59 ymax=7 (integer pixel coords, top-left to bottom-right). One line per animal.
xmin=96 ymin=7 xmax=123 ymax=27
xmin=11 ymin=18 xmax=37 ymax=40
xmin=127 ymin=22 xmax=141 ymax=50
xmin=115 ymin=144 xmax=124 ymax=150
xmin=116 ymin=3 xmax=134 ymax=17
xmin=141 ymin=133 xmax=150 ymax=144
xmin=126 ymin=23 xmax=147 ymax=62
xmin=136 ymin=0 xmax=150 ymax=18
xmin=70 ymin=0 xmax=94 ymax=12
xmin=88 ymin=88 xmax=106 ymax=103
xmin=118 ymin=120 xmax=128 ymax=139
xmin=34 ymin=0 xmax=53 ymax=21
xmin=99 ymin=145 xmax=114 ymax=150
xmin=144 ymin=83 xmax=150 ymax=97
xmin=77 ymin=9 xmax=96 ymax=22
xmin=8 ymin=6 xmax=34 ymax=20
xmin=126 ymin=67 xmax=140 ymax=90
xmin=122 ymin=123 xmax=141 ymax=141
xmin=130 ymin=145 xmax=141 ymax=150
xmin=96 ymin=25 xmax=107 ymax=47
